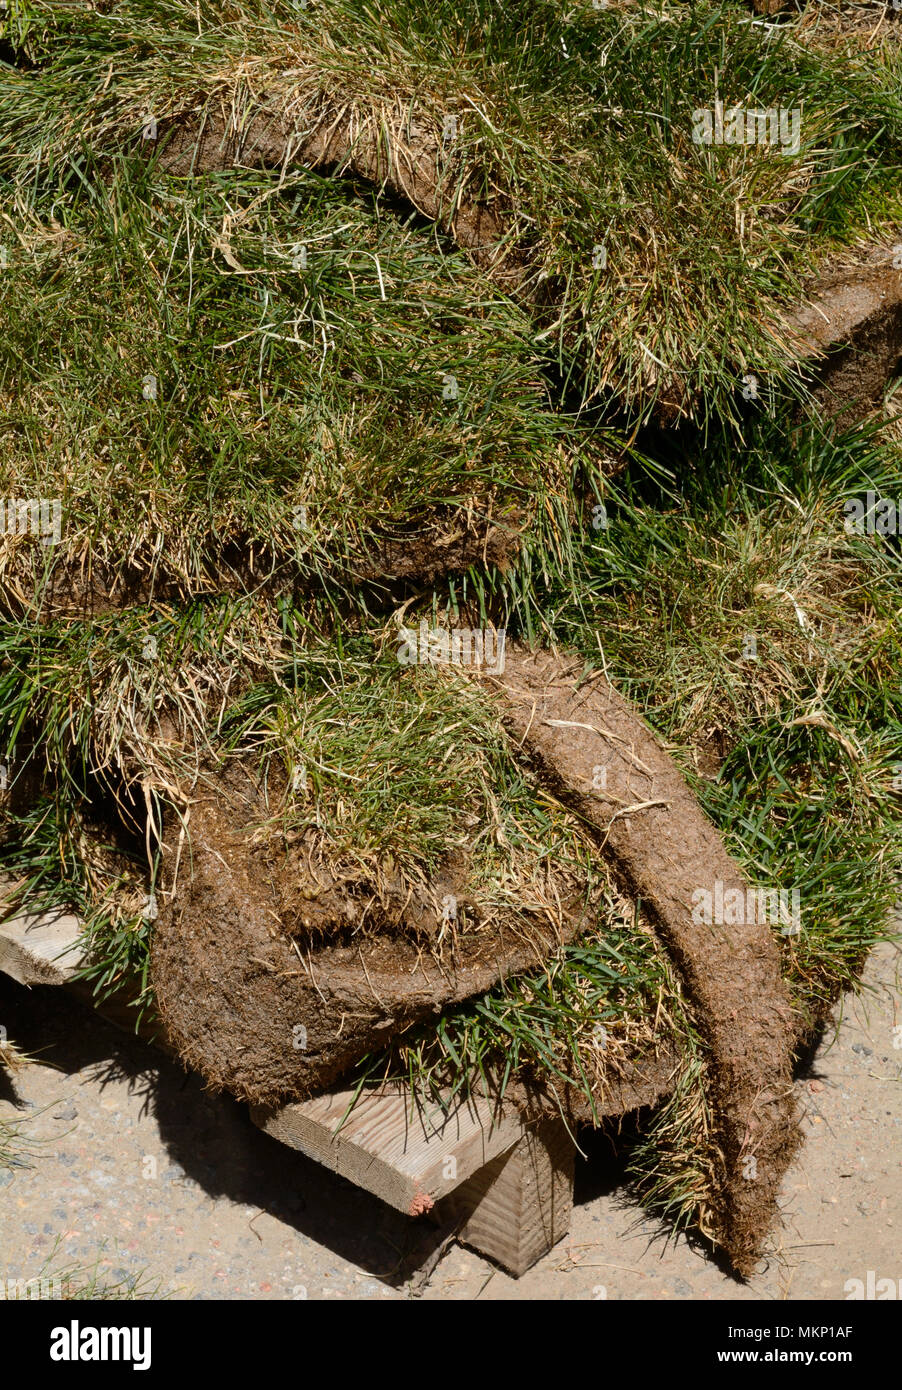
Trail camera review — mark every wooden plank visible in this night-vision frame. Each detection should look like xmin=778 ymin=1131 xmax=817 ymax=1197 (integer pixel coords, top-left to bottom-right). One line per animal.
xmin=450 ymin=1117 xmax=575 ymax=1276
xmin=0 ymin=907 xmax=85 ymax=986
xmin=250 ymin=1085 xmax=523 ymax=1216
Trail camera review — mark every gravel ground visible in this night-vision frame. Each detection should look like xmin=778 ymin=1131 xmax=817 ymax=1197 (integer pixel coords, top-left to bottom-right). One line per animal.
xmin=1 ymin=936 xmax=899 ymax=1302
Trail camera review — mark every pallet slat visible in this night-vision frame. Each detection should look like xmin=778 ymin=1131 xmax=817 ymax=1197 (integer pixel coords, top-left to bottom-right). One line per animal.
xmin=250 ymin=1087 xmax=524 ymax=1216
xmin=451 ymin=1117 xmax=575 ymax=1276
xmin=0 ymin=908 xmax=85 ymax=986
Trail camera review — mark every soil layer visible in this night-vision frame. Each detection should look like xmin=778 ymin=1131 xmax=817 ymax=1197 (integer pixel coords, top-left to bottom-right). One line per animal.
xmin=481 ymin=644 xmax=802 ymax=1276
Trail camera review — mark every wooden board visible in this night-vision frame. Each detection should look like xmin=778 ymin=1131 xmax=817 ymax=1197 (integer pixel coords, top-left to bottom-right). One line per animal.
xmin=0 ymin=907 xmax=85 ymax=986
xmin=250 ymin=1086 xmax=524 ymax=1216
xmin=452 ymin=1117 xmax=575 ymax=1276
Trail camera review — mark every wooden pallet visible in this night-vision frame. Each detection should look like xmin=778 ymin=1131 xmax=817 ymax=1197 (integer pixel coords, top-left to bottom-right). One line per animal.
xmin=251 ymin=1089 xmax=573 ymax=1276
xmin=0 ymin=905 xmax=575 ymax=1276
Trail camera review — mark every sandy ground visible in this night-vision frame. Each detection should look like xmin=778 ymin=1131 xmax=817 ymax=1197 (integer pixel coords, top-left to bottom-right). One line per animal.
xmin=0 ymin=936 xmax=899 ymax=1302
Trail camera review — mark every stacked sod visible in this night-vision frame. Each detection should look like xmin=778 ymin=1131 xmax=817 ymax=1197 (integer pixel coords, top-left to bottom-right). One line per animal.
xmin=1 ymin=0 xmax=901 ymax=1274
